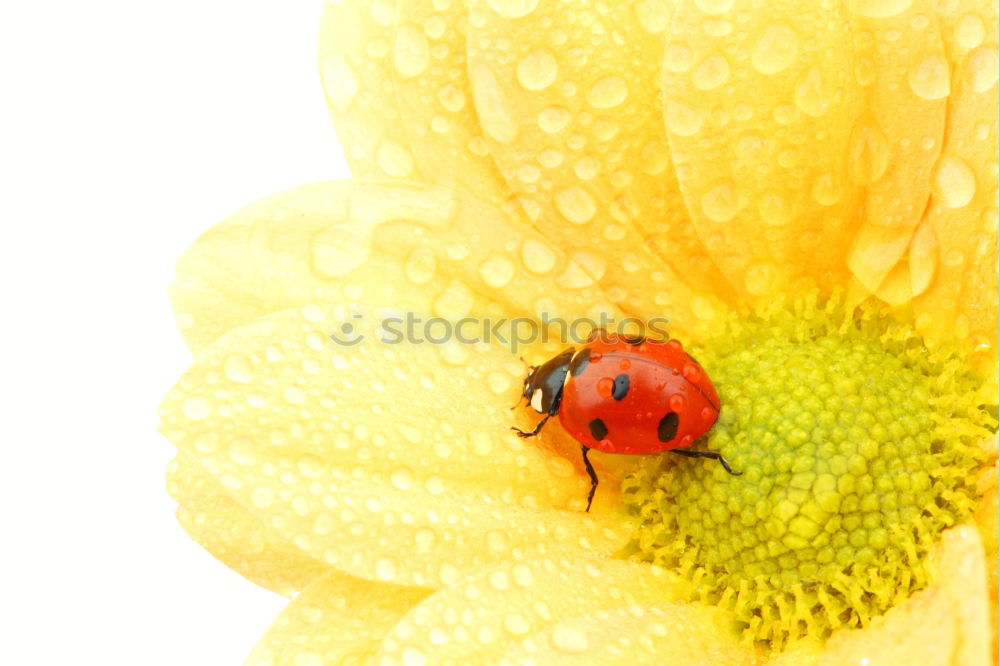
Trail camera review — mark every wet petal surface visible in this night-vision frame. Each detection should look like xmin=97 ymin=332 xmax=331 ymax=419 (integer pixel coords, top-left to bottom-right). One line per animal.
xmin=160 ymin=305 xmax=633 ymax=588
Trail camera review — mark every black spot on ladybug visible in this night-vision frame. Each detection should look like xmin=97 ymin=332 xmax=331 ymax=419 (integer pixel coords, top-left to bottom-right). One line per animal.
xmin=612 ymin=374 xmax=630 ymax=401
xmin=623 ymin=335 xmax=646 ymax=345
xmin=657 ymin=412 xmax=679 ymax=443
xmin=569 ymin=348 xmax=591 ymax=377
xmin=588 ymin=418 xmax=608 ymax=441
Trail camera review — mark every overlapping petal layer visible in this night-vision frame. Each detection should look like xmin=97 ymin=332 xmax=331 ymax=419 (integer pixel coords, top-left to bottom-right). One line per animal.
xmin=160 ymin=302 xmax=634 ymax=589
xmin=168 ymin=452 xmax=329 ymax=596
xmin=245 ymin=569 xmax=430 ymax=666
xmin=170 ymin=180 xmax=618 ymax=353
xmin=375 ymin=558 xmax=755 ymax=665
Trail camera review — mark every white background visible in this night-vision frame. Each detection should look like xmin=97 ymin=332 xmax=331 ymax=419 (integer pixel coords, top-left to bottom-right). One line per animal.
xmin=2 ymin=2 xmax=348 ymax=664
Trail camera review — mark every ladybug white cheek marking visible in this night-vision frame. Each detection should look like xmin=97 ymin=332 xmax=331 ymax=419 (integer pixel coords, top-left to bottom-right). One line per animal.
xmin=530 ymin=388 xmax=545 ymax=413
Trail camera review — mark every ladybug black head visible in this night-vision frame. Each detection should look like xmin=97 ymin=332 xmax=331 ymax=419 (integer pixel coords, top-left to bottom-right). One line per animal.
xmin=522 ymin=348 xmax=574 ymax=415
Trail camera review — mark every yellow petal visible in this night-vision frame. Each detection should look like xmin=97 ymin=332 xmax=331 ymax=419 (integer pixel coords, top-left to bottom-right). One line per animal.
xmin=318 ymin=1 xmax=422 ymax=179
xmin=170 ymin=180 xmax=616 ymax=352
xmin=912 ymin=0 xmax=998 ymax=380
xmin=810 ymin=526 xmax=991 ymax=666
xmin=245 ymin=569 xmax=430 ymax=666
xmin=160 ymin=305 xmax=634 ymax=589
xmin=168 ymin=453 xmax=329 ymax=596
xmin=663 ymin=0 xmax=946 ymax=303
xmin=375 ymin=558 xmax=758 ymax=665
xmin=464 ymin=0 xmax=732 ymax=325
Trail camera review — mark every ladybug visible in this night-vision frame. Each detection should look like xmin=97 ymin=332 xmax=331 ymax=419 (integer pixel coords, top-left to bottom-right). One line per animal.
xmin=514 ymin=331 xmax=740 ymax=511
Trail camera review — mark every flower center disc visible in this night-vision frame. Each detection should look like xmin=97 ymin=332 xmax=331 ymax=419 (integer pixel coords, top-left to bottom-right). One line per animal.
xmin=623 ymin=302 xmax=992 ymax=647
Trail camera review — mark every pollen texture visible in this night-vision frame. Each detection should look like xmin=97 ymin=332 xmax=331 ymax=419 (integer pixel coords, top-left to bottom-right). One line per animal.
xmin=623 ymin=298 xmax=996 ymax=647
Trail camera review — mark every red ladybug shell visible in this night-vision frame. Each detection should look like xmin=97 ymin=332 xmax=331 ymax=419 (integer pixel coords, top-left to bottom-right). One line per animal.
xmin=558 ymin=334 xmax=719 ymax=455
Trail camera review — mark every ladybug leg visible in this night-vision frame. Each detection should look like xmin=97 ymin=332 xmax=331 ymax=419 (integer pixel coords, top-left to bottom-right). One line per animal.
xmin=511 ymin=414 xmax=551 ymax=438
xmin=671 ymin=449 xmax=742 ymax=476
xmin=581 ymin=446 xmax=599 ymax=512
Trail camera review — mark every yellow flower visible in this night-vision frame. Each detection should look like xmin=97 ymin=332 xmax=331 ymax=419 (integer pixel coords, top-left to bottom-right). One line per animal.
xmin=159 ymin=1 xmax=999 ymax=664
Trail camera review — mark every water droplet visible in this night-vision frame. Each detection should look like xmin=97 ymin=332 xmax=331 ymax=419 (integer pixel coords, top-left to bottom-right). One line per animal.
xmin=586 ymin=76 xmax=628 ymax=109
xmin=758 ymin=192 xmax=792 ymax=226
xmin=573 ymin=156 xmax=600 ymax=180
xmin=847 ymin=0 xmax=914 ymax=19
xmin=701 ymin=181 xmax=740 ymax=222
xmin=635 ymin=0 xmax=671 ymax=33
xmin=375 ymin=557 xmax=398 ymax=581
xmin=693 ymin=54 xmax=730 ymax=90
xmin=908 ymin=53 xmax=950 ymax=100
xmin=284 ymin=386 xmax=306 ymax=404
xmin=811 ymin=173 xmax=842 ymax=206
xmin=847 ymin=125 xmax=889 ymax=185
xmin=251 ymin=486 xmax=274 ymax=509
xmin=855 ymin=57 xmax=876 ymax=86
xmin=956 ymin=13 xmax=986 ymax=49
xmin=538 ymin=148 xmax=564 ymax=169
xmin=664 ymin=42 xmax=693 ymax=73
xmin=321 ymin=54 xmax=358 ymax=111
xmin=471 ymin=65 xmax=518 ymax=143
xmin=556 ymin=261 xmax=596 ymax=289
xmin=517 ymin=164 xmax=541 ymax=183
xmin=966 ymin=45 xmax=999 ymax=93
xmin=664 ymin=100 xmax=704 ymax=136
xmin=438 ymin=84 xmax=466 ymax=112
xmin=479 ymin=255 xmax=516 ymax=289
xmin=640 ymin=141 xmax=669 ymax=175
xmin=405 ymin=246 xmax=436 ymax=285
xmin=486 ymin=0 xmax=539 ymax=19
xmin=537 ymin=106 xmax=571 ymax=134
xmin=377 ymin=138 xmax=415 ymax=177
xmin=752 ymin=24 xmax=798 ymax=75
xmin=433 ymin=279 xmax=475 ymax=319
xmin=554 ymin=187 xmax=597 ymax=224
xmin=391 ymin=467 xmax=415 ymax=491
xmin=516 ymin=49 xmax=558 ymax=90
xmin=394 ymin=24 xmax=430 ymax=78
xmin=223 ymin=354 xmax=253 ymax=383
xmin=933 ymin=154 xmax=976 ymax=208
xmin=521 ymin=239 xmax=557 ymax=275
xmin=504 ymin=612 xmax=531 ymax=635
xmin=794 ymin=67 xmax=829 ymax=117
xmin=694 ymin=0 xmax=735 ymax=14
xmin=552 ymin=624 xmax=590 ymax=653
xmin=745 ymin=262 xmax=778 ymax=295
xmin=182 ymin=397 xmax=211 ymax=420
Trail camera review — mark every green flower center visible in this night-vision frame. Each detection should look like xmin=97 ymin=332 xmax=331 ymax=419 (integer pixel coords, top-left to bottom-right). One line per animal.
xmin=622 ymin=298 xmax=994 ymax=647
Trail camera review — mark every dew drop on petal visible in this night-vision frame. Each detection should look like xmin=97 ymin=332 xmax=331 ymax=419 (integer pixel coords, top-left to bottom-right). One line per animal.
xmin=486 ymin=0 xmax=539 ymax=19
xmin=908 ymin=53 xmax=950 ymax=100
xmin=537 ymin=106 xmax=571 ymax=134
xmin=586 ymin=76 xmax=628 ymax=109
xmin=321 ymin=54 xmax=358 ymax=111
xmin=933 ymin=154 xmax=976 ymax=209
xmin=478 ymin=255 xmax=516 ymax=289
xmin=664 ymin=42 xmax=693 ymax=72
xmin=223 ymin=354 xmax=253 ymax=383
xmin=521 ymin=239 xmax=557 ymax=275
xmin=956 ymin=13 xmax=986 ymax=49
xmin=554 ymin=187 xmax=597 ymax=224
xmin=635 ymin=0 xmax=671 ymax=33
xmin=393 ymin=24 xmax=430 ymax=78
xmin=516 ymin=49 xmax=558 ymax=90
xmin=752 ymin=24 xmax=798 ymax=75
xmin=701 ymin=181 xmax=740 ymax=222
xmin=377 ymin=138 xmax=416 ymax=177
xmin=438 ymin=84 xmax=466 ymax=113
xmin=552 ymin=624 xmax=590 ymax=653
xmin=794 ymin=66 xmax=829 ymax=117
xmin=665 ymin=100 xmax=705 ymax=136
xmin=472 ymin=65 xmax=519 ymax=143
xmin=847 ymin=125 xmax=890 ymax=185
xmin=966 ymin=45 xmax=999 ymax=93
xmin=182 ymin=397 xmax=212 ymax=420
xmin=693 ymin=54 xmax=730 ymax=90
